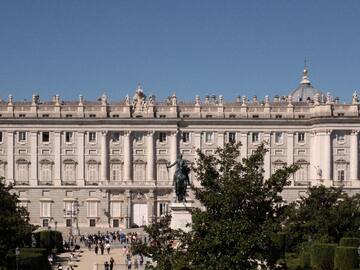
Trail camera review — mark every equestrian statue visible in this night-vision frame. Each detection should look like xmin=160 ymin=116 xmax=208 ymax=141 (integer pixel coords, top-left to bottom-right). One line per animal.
xmin=167 ymin=153 xmax=190 ymax=202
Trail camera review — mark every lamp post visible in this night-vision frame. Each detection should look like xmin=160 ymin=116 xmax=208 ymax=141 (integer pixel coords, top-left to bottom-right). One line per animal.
xmin=63 ymin=200 xmax=81 ymax=237
xmin=15 ymin=247 xmax=20 ymax=270
xmin=54 ymin=220 xmax=58 ymax=231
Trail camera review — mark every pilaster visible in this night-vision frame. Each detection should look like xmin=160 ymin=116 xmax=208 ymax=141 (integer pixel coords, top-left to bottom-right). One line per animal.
xmin=287 ymin=132 xmax=294 ymax=184
xmin=169 ymin=130 xmax=178 ymax=184
xmin=350 ymin=130 xmax=359 ymax=182
xmin=54 ymin=132 xmax=61 ymax=186
xmin=100 ymin=131 xmax=108 ymax=182
xmin=147 ymin=189 xmax=155 ymax=224
xmin=263 ymin=133 xmax=271 ymax=179
xmin=217 ymin=131 xmax=225 ymax=148
xmin=123 ymin=131 xmax=132 ymax=182
xmin=6 ymin=132 xmax=14 ymax=184
xmin=77 ymin=132 xmax=85 ymax=186
xmin=146 ymin=131 xmax=155 ymax=182
xmin=240 ymin=132 xmax=248 ymax=159
xmin=30 ymin=131 xmax=38 ymax=186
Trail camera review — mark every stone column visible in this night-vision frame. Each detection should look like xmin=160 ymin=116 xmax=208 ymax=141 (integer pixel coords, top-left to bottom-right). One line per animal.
xmin=125 ymin=190 xmax=131 ymax=228
xmin=6 ymin=131 xmax=14 ymax=184
xmin=193 ymin=131 xmax=201 ymax=151
xmin=30 ymin=131 xmax=38 ymax=185
xmin=322 ymin=130 xmax=332 ymax=183
xmin=77 ymin=132 xmax=85 ymax=186
xmin=287 ymin=132 xmax=294 ymax=184
xmin=240 ymin=133 xmax=248 ymax=159
xmin=169 ymin=130 xmax=178 ymax=184
xmin=263 ymin=133 xmax=271 ymax=179
xmin=123 ymin=131 xmax=132 ymax=182
xmin=54 ymin=131 xmax=61 ymax=186
xmin=146 ymin=131 xmax=155 ymax=182
xmin=350 ymin=130 xmax=359 ymax=182
xmin=100 ymin=131 xmax=108 ymax=182
xmin=217 ymin=131 xmax=225 ymax=148
xmin=309 ymin=132 xmax=317 ymax=181
xmin=147 ymin=189 xmax=155 ymax=224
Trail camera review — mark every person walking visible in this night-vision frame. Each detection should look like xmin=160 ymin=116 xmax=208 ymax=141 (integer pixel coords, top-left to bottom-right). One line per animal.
xmin=109 ymin=257 xmax=114 ymax=270
xmin=100 ymin=242 xmax=105 ymax=255
xmin=104 ymin=261 xmax=109 ymax=270
xmin=105 ymin=242 xmax=111 ymax=254
xmin=95 ymin=245 xmax=99 ymax=255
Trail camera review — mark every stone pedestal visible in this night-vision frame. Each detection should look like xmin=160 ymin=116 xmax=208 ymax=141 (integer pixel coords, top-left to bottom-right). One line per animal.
xmin=170 ymin=202 xmax=193 ymax=232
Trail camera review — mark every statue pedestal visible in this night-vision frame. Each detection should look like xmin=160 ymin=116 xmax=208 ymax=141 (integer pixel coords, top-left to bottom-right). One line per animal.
xmin=170 ymin=202 xmax=193 ymax=232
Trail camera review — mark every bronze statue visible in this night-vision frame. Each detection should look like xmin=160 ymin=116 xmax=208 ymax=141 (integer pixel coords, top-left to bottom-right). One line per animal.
xmin=167 ymin=153 xmax=190 ymax=202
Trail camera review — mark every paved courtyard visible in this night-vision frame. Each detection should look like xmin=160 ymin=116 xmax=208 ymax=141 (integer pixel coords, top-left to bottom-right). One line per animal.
xmin=53 ymin=247 xmax=147 ymax=270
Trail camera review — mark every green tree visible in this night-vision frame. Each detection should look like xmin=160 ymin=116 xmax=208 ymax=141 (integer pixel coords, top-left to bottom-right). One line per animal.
xmin=0 ymin=178 xmax=33 ymax=269
xmin=133 ymin=143 xmax=297 ymax=270
xmin=284 ymin=186 xmax=360 ymax=250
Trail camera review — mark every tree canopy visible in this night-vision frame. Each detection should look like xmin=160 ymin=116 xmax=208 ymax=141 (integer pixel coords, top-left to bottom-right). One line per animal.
xmin=133 ymin=143 xmax=298 ymax=270
xmin=0 ymin=178 xmax=33 ymax=268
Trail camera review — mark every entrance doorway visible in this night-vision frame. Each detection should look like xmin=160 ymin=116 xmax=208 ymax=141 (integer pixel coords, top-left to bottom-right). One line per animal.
xmin=132 ymin=204 xmax=148 ymax=227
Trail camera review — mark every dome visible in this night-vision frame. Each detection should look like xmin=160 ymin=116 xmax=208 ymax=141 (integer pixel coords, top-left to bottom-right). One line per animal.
xmin=289 ymin=68 xmax=322 ymax=102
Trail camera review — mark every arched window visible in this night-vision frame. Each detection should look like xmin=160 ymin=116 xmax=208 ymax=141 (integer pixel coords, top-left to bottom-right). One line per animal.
xmin=133 ymin=160 xmax=146 ymax=181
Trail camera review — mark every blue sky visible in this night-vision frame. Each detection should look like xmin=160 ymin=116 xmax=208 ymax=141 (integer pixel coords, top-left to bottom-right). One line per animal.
xmin=0 ymin=0 xmax=359 ymax=102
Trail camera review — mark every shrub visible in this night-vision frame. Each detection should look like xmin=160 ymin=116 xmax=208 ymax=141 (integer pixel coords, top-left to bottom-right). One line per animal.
xmin=299 ymin=251 xmax=311 ymax=268
xmin=339 ymin=237 xmax=360 ymax=248
xmin=334 ymin=246 xmax=358 ymax=270
xmin=34 ymin=231 xmax=63 ymax=253
xmin=310 ymin=243 xmax=337 ymax=270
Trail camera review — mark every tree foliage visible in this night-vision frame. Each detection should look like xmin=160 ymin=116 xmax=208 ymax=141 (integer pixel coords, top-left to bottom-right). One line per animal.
xmin=133 ymin=143 xmax=298 ymax=270
xmin=283 ymin=186 xmax=360 ymax=250
xmin=0 ymin=178 xmax=33 ymax=268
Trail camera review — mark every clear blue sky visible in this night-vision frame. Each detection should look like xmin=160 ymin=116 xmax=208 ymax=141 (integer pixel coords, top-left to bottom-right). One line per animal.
xmin=0 ymin=0 xmax=359 ymax=102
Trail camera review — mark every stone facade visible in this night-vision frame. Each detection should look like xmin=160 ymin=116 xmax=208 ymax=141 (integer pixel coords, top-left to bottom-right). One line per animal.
xmin=1 ymin=69 xmax=360 ymax=231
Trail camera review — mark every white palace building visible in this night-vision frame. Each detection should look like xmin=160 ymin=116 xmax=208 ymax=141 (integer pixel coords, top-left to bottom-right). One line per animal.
xmin=1 ymin=67 xmax=360 ymax=232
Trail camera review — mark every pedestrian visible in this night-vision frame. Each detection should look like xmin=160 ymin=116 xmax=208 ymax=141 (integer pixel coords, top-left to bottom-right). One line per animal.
xmin=100 ymin=243 xmax=105 ymax=255
xmin=127 ymin=257 xmax=132 ymax=270
xmin=105 ymin=242 xmax=111 ymax=254
xmin=133 ymin=256 xmax=139 ymax=270
xmin=139 ymin=254 xmax=144 ymax=266
xmin=104 ymin=261 xmax=110 ymax=270
xmin=95 ymin=245 xmax=99 ymax=255
xmin=110 ymin=257 xmax=114 ymax=270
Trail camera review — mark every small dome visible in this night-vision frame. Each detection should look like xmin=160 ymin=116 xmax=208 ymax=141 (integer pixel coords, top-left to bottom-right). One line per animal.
xmin=289 ymin=67 xmax=322 ymax=102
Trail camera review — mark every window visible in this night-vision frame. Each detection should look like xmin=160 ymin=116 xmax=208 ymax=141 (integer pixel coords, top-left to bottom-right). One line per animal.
xmin=113 ymin=219 xmax=119 ymax=227
xmin=66 ymin=219 xmax=72 ymax=227
xmin=337 ymin=149 xmax=345 ymax=155
xmin=206 ymin=115 xmax=213 ymax=118
xmin=159 ymin=115 xmax=166 ymax=118
xmin=42 ymin=219 xmax=49 ymax=227
xmin=182 ymin=114 xmax=190 ymax=118
xmin=275 ymin=132 xmax=284 ymax=144
xmin=134 ymin=163 xmax=145 ymax=181
xmin=89 ymin=132 xmax=96 ymax=142
xmin=19 ymin=131 xmax=26 ymax=142
xmin=228 ymin=132 xmax=236 ymax=143
xmin=111 ymin=132 xmax=120 ymax=142
xmin=89 ymin=114 xmax=96 ymax=118
xmin=252 ymin=132 xmax=259 ymax=143
xmin=42 ymin=114 xmax=49 ymax=118
xmin=338 ymin=113 xmax=345 ymax=117
xmin=17 ymin=163 xmax=29 ymax=182
xmin=337 ymin=170 xmax=345 ymax=181
xmin=204 ymin=132 xmax=214 ymax=143
xmin=157 ymin=163 xmax=168 ymax=181
xmin=252 ymin=115 xmax=259 ymax=118
xmin=158 ymin=202 xmax=169 ymax=217
xmin=40 ymin=202 xmax=51 ymax=217
xmin=294 ymin=163 xmax=309 ymax=183
xmin=134 ymin=133 xmax=144 ymax=143
xmin=298 ymin=132 xmax=305 ymax=143
xmin=64 ymin=163 xmax=76 ymax=183
xmin=111 ymin=163 xmax=122 ymax=181
xmin=19 ymin=114 xmax=26 ymax=118
xmin=66 ymin=114 xmax=72 ymax=118
xmin=110 ymin=202 xmax=121 ymax=218
xmin=229 ymin=114 xmax=236 ymax=118
xmin=112 ymin=114 xmax=119 ymax=118
xmin=89 ymin=219 xmax=96 ymax=227
xmin=42 ymin=132 xmax=50 ymax=142
xmin=40 ymin=164 xmax=52 ymax=182
xmin=336 ymin=134 xmax=345 ymax=142
xmin=159 ymin=132 xmax=167 ymax=143
xmin=298 ymin=115 xmax=305 ymax=119
xmin=275 ymin=114 xmax=282 ymax=119
xmin=182 ymin=132 xmax=190 ymax=143
xmin=87 ymin=163 xmax=98 ymax=182
xmin=65 ymin=132 xmax=73 ymax=143
xmin=87 ymin=202 xmax=98 ymax=217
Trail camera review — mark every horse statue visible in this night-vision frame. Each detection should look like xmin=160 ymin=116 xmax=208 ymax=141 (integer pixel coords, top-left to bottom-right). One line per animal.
xmin=167 ymin=153 xmax=190 ymax=202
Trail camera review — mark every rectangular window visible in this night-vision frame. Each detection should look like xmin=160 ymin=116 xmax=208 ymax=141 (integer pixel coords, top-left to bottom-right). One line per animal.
xmin=19 ymin=114 xmax=26 ymax=118
xmin=65 ymin=132 xmax=73 ymax=143
xmin=204 ymin=132 xmax=214 ymax=143
xmin=110 ymin=202 xmax=121 ymax=218
xmin=275 ymin=114 xmax=282 ymax=119
xmin=111 ymin=132 xmax=120 ymax=142
xmin=228 ymin=132 xmax=236 ymax=143
xmin=229 ymin=114 xmax=236 ymax=118
xmin=19 ymin=131 xmax=26 ymax=142
xmin=112 ymin=114 xmax=119 ymax=118
xmin=89 ymin=114 xmax=96 ymax=118
xmin=42 ymin=132 xmax=50 ymax=142
xmin=87 ymin=202 xmax=98 ymax=217
xmin=298 ymin=115 xmax=305 ymax=119
xmin=252 ymin=115 xmax=259 ymax=118
xmin=111 ymin=164 xmax=121 ymax=181
xmin=66 ymin=114 xmax=72 ymax=118
xmin=182 ymin=132 xmax=190 ymax=143
xmin=89 ymin=219 xmax=96 ymax=227
xmin=42 ymin=219 xmax=49 ymax=227
xmin=159 ymin=132 xmax=167 ymax=143
xmin=337 ymin=170 xmax=345 ymax=181
xmin=336 ymin=134 xmax=345 ymax=142
xmin=66 ymin=219 xmax=72 ymax=227
xmin=337 ymin=113 xmax=345 ymax=117
xmin=298 ymin=132 xmax=305 ymax=143
xmin=159 ymin=115 xmax=166 ymax=118
xmin=42 ymin=114 xmax=49 ymax=118
xmin=135 ymin=133 xmax=144 ymax=143
xmin=0 ymin=132 xmax=2 ymax=142
xmin=89 ymin=132 xmax=96 ymax=142
xmin=113 ymin=219 xmax=119 ymax=228
xmin=252 ymin=132 xmax=259 ymax=143
xmin=159 ymin=202 xmax=169 ymax=216
xmin=182 ymin=114 xmax=190 ymax=118
xmin=40 ymin=202 xmax=51 ymax=217
xmin=275 ymin=132 xmax=283 ymax=144
xmin=206 ymin=115 xmax=213 ymax=118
